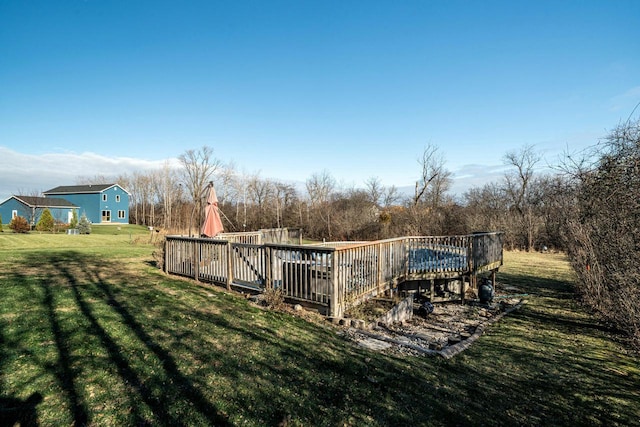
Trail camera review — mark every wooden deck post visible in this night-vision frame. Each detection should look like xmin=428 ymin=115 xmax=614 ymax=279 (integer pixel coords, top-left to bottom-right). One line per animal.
xmin=163 ymin=239 xmax=168 ymax=274
xmin=226 ymin=241 xmax=233 ymax=291
xmin=403 ymin=239 xmax=409 ymax=278
xmin=193 ymin=240 xmax=200 ymax=282
xmin=265 ymin=246 xmax=272 ymax=289
xmin=329 ymin=250 xmax=341 ymax=319
xmin=376 ymin=242 xmax=383 ymax=296
xmin=467 ymin=236 xmax=474 ymax=276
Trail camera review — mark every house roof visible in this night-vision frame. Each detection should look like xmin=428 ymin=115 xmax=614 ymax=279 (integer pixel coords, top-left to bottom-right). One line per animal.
xmin=43 ymin=183 xmax=130 ymax=195
xmin=13 ymin=196 xmax=78 ymax=208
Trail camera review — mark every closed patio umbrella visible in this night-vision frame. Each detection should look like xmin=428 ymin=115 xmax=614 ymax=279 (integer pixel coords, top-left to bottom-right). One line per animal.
xmin=201 ymin=181 xmax=224 ymax=237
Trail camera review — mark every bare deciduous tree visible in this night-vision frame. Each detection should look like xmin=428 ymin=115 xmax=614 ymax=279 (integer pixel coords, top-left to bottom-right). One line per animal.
xmin=178 ymin=146 xmax=222 ymax=236
xmin=413 ymin=144 xmax=451 ymax=207
xmin=246 ymin=174 xmax=273 ymax=230
xmin=503 ymin=144 xmax=542 ymax=251
xmin=273 ymin=181 xmax=298 ymax=229
xmin=306 ymin=170 xmax=337 ymax=239
xmin=306 ymin=170 xmax=335 ymax=206
xmin=365 ymin=176 xmax=384 ymax=206
xmin=382 ymin=185 xmax=401 ymax=208
xmin=503 ymin=144 xmax=540 ymax=212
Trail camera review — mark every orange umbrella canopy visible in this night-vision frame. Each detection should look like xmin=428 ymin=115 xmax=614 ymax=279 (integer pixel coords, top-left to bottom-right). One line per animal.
xmin=201 ymin=182 xmax=224 ymax=237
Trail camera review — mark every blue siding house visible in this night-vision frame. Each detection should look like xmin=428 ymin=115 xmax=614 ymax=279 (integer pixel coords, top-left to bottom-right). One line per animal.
xmin=0 ymin=196 xmax=79 ymax=226
xmin=44 ymin=184 xmax=131 ymax=224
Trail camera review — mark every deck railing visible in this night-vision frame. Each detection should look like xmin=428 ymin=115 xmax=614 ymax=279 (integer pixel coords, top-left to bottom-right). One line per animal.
xmin=164 ymin=231 xmax=503 ymax=318
xmin=213 ymin=228 xmax=302 ymax=245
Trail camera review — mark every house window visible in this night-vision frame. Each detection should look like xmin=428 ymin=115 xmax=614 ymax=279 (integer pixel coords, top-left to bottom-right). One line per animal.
xmin=12 ymin=210 xmax=17 ymax=219
xmin=102 ymin=210 xmax=111 ymax=222
xmin=118 ymin=210 xmax=126 ymax=219
xmin=115 ymin=195 xmax=120 ymax=203
xmin=102 ymin=194 xmax=107 ymax=202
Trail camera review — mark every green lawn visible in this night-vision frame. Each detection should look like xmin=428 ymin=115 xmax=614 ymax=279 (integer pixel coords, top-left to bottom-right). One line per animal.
xmin=0 ymin=234 xmax=638 ymax=426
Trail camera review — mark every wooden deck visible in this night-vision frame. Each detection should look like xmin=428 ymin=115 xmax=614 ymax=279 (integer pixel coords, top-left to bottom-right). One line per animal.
xmin=164 ymin=231 xmax=503 ymax=318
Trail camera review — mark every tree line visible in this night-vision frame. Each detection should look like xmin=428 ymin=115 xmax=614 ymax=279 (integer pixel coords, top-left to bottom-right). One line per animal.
xmin=79 ymin=118 xmax=638 ymax=348
xmin=90 ymin=143 xmax=563 ymax=251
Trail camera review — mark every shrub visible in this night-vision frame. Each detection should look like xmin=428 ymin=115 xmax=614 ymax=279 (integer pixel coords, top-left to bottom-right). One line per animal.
xmin=0 ymin=213 xmax=3 ymax=232
xmin=152 ymin=237 xmax=165 ymax=270
xmin=54 ymin=220 xmax=69 ymax=234
xmin=77 ymin=213 xmax=92 ymax=234
xmin=263 ymin=287 xmax=286 ymax=310
xmin=564 ymin=118 xmax=640 ymax=349
xmin=9 ymin=216 xmax=30 ymax=233
xmin=36 ymin=208 xmax=54 ymax=232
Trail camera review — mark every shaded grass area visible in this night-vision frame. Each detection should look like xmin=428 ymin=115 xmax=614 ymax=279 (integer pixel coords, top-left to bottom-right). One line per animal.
xmin=0 ymin=243 xmax=638 ymax=426
xmin=460 ymin=252 xmax=640 ymax=425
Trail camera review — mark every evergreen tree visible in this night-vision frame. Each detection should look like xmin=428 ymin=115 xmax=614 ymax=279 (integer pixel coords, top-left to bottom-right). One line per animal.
xmin=77 ymin=213 xmax=92 ymax=234
xmin=36 ymin=208 xmax=55 ymax=232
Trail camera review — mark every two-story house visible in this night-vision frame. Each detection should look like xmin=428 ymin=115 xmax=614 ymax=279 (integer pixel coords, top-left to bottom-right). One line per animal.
xmin=43 ymin=184 xmax=131 ymax=224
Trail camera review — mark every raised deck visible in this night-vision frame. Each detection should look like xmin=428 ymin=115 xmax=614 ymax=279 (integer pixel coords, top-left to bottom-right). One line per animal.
xmin=164 ymin=231 xmax=503 ymax=318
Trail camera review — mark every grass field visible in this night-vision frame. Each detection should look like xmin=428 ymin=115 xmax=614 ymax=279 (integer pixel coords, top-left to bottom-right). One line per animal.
xmin=0 ymin=232 xmax=638 ymax=426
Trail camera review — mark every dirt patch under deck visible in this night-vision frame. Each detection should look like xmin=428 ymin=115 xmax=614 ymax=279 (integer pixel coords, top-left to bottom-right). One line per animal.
xmin=341 ymin=293 xmax=524 ymax=358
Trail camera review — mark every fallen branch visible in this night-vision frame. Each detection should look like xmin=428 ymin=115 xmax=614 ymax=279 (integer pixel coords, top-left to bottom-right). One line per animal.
xmin=351 ymin=328 xmax=440 ymax=356
xmin=439 ymin=300 xmax=526 ymax=359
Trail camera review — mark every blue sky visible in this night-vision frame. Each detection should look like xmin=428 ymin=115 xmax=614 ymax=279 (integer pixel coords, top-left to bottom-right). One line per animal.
xmin=1 ymin=0 xmax=639 ymax=201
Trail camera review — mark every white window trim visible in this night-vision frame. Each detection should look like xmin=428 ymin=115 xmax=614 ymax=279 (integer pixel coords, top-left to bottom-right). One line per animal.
xmin=102 ymin=194 xmax=107 ymax=202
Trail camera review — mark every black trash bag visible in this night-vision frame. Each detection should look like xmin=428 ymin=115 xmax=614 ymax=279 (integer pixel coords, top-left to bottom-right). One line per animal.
xmin=479 ymin=279 xmax=494 ymax=304
xmin=418 ymin=301 xmax=434 ymax=317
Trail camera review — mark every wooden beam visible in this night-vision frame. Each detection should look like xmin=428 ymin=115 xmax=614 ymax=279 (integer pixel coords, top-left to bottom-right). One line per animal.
xmin=265 ymin=246 xmax=272 ymax=289
xmin=226 ymin=242 xmax=233 ymax=291
xmin=330 ymin=252 xmax=341 ymax=318
xmin=376 ymin=243 xmax=383 ymax=296
xmin=193 ymin=240 xmax=199 ymax=282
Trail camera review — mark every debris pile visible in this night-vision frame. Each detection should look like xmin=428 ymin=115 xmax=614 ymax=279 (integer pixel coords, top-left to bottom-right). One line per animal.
xmin=341 ymin=292 xmax=524 ymax=358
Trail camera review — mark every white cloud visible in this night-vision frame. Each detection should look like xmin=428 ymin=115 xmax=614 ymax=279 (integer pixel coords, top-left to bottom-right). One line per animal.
xmin=0 ymin=147 xmax=556 ymax=204
xmin=449 ymin=164 xmax=507 ymax=197
xmin=0 ymin=147 xmax=174 ymax=201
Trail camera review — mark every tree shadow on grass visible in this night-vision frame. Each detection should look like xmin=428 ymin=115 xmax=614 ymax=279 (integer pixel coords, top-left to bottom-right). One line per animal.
xmin=50 ymin=252 xmax=466 ymax=424
xmin=0 ymin=392 xmax=43 ymax=427
xmin=0 ymin=312 xmax=44 ymax=427
xmin=498 ymin=270 xmax=575 ymax=299
xmin=4 ymin=251 xmax=446 ymax=425
xmin=5 ymin=251 xmax=231 ymax=426
xmin=499 ymin=267 xmax=627 ymax=338
xmin=516 ymin=307 xmax=623 ymax=335
xmin=3 ymin=250 xmax=639 ymax=426
xmin=457 ymin=311 xmax=640 ymax=426
xmin=81 ymin=265 xmax=232 ymax=426
xmin=40 ymin=274 xmax=90 ymax=426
